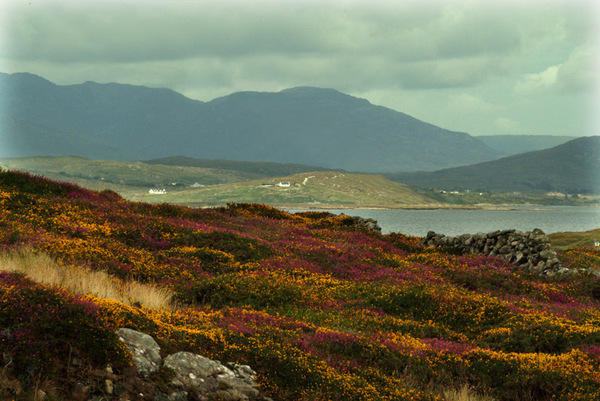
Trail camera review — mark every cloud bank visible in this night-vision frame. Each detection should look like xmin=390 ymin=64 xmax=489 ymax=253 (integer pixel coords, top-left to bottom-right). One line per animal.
xmin=1 ymin=0 xmax=598 ymax=136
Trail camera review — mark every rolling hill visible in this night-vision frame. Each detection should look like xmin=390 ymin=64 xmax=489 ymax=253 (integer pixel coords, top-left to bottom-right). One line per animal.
xmin=0 ymin=155 xmax=333 ymax=191
xmin=386 ymin=136 xmax=600 ymax=194
xmin=131 ymin=171 xmax=439 ymax=207
xmin=1 ymin=169 xmax=600 ymax=400
xmin=0 ymin=156 xmax=437 ymax=207
xmin=476 ymin=135 xmax=577 ymax=156
xmin=1 ymin=72 xmax=503 ymax=172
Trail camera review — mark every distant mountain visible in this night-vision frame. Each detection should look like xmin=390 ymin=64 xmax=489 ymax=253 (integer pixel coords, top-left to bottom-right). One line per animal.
xmin=0 ymin=72 xmax=503 ymax=172
xmin=143 ymin=156 xmax=334 ymax=177
xmin=476 ymin=135 xmax=577 ymax=156
xmin=386 ymin=136 xmax=600 ymax=194
xmin=0 ymin=115 xmax=138 ymax=160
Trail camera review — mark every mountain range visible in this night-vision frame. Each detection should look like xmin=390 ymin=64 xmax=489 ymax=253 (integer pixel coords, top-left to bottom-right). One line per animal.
xmin=1 ymin=72 xmax=504 ymax=172
xmin=386 ymin=136 xmax=600 ymax=194
xmin=475 ymin=135 xmax=576 ymax=155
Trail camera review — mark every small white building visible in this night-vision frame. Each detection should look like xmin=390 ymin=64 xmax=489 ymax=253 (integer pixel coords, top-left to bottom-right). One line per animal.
xmin=594 ymin=239 xmax=600 ymax=247
xmin=278 ymin=181 xmax=291 ymax=187
xmin=149 ymin=189 xmax=167 ymax=194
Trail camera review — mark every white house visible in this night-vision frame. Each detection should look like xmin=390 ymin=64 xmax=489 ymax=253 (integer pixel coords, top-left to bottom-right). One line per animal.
xmin=278 ymin=181 xmax=291 ymax=187
xmin=149 ymin=189 xmax=167 ymax=194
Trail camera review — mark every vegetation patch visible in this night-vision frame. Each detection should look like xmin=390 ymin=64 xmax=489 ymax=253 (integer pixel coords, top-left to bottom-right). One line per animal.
xmin=1 ymin=170 xmax=600 ymax=400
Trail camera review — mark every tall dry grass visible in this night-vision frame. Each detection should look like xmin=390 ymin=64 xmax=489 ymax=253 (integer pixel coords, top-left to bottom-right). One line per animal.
xmin=0 ymin=248 xmax=174 ymax=310
xmin=443 ymin=384 xmax=496 ymax=401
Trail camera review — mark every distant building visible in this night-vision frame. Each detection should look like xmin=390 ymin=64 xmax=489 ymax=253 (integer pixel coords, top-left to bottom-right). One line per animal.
xmin=261 ymin=183 xmax=275 ymax=187
xmin=278 ymin=181 xmax=291 ymax=187
xmin=595 ymin=239 xmax=600 ymax=247
xmin=149 ymin=189 xmax=167 ymax=194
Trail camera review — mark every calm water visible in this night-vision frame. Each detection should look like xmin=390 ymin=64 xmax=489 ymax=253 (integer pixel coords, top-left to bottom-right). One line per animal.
xmin=287 ymin=206 xmax=600 ymax=236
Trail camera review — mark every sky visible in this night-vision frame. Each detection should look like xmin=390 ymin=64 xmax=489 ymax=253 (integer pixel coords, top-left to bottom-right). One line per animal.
xmin=1 ymin=0 xmax=598 ymax=137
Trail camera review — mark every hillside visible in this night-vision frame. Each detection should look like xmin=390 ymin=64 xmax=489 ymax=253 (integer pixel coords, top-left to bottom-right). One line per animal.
xmin=476 ymin=135 xmax=577 ymax=156
xmin=0 ymin=72 xmax=503 ymax=172
xmin=386 ymin=136 xmax=600 ymax=194
xmin=1 ymin=170 xmax=600 ymax=400
xmin=0 ymin=155 xmax=332 ymax=190
xmin=0 ymin=115 xmax=137 ymax=160
xmin=133 ymin=171 xmax=439 ymax=207
xmin=0 ymin=157 xmax=437 ymax=207
xmin=0 ymin=156 xmax=264 ymax=191
xmin=143 ymin=156 xmax=335 ymax=177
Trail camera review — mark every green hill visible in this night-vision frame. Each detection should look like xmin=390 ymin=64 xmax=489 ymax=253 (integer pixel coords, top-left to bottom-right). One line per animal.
xmin=143 ymin=155 xmax=335 ymax=177
xmin=0 ymin=155 xmax=263 ymax=191
xmin=132 ymin=170 xmax=440 ymax=207
xmin=387 ymin=136 xmax=600 ymax=194
xmin=0 ymin=156 xmax=439 ymax=207
xmin=476 ymin=134 xmax=577 ymax=155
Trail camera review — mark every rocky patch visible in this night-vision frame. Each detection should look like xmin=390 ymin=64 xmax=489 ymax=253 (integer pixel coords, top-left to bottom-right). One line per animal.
xmin=422 ymin=228 xmax=573 ymax=276
xmin=83 ymin=328 xmax=272 ymax=401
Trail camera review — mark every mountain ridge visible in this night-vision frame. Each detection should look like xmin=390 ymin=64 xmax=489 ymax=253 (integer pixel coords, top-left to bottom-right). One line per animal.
xmin=386 ymin=136 xmax=600 ymax=194
xmin=0 ymin=71 xmax=503 ymax=172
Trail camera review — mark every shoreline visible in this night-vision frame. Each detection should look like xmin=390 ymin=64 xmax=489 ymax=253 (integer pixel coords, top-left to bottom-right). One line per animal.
xmin=185 ymin=202 xmax=599 ymax=212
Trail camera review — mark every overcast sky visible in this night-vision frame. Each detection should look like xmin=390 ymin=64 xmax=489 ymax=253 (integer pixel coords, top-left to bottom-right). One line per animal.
xmin=1 ymin=0 xmax=598 ymax=137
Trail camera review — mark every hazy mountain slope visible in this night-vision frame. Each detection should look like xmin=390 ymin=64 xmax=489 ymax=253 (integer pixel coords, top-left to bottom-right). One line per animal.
xmin=193 ymin=87 xmax=502 ymax=172
xmin=143 ymin=156 xmax=334 ymax=177
xmin=1 ymin=72 xmax=502 ymax=172
xmin=0 ymin=115 xmax=138 ymax=160
xmin=476 ymin=135 xmax=577 ymax=155
xmin=386 ymin=136 xmax=600 ymax=194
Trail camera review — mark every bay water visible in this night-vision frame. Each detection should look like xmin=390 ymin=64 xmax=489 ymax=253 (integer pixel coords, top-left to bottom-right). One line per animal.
xmin=288 ymin=206 xmax=600 ymax=236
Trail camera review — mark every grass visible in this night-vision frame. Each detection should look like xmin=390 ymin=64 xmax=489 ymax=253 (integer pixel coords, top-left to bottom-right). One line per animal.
xmin=443 ymin=384 xmax=496 ymax=401
xmin=549 ymin=228 xmax=600 ymax=251
xmin=0 ymin=248 xmax=174 ymax=310
xmin=135 ymin=170 xmax=439 ymax=207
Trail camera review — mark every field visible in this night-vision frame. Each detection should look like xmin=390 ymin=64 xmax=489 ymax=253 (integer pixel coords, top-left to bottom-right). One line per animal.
xmin=1 ymin=170 xmax=600 ymax=400
xmin=2 ymin=156 xmax=598 ymax=209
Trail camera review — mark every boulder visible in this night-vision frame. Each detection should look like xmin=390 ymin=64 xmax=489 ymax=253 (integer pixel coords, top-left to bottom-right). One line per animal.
xmin=117 ymin=328 xmax=162 ymax=377
xmin=164 ymin=352 xmax=260 ymax=400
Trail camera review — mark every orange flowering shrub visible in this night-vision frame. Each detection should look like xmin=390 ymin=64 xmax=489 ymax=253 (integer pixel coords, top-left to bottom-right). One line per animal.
xmin=1 ymin=170 xmax=600 ymax=400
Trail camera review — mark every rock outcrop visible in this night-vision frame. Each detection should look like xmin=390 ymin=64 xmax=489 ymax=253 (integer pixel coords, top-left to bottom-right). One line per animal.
xmin=114 ymin=328 xmax=269 ymax=401
xmin=422 ymin=229 xmax=571 ymax=276
xmin=117 ymin=328 xmax=162 ymax=377
xmin=350 ymin=215 xmax=382 ymax=232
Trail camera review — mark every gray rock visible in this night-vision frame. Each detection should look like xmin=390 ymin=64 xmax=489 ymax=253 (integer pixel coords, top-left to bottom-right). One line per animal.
xmin=164 ymin=352 xmax=261 ymax=400
xmin=422 ymin=229 xmax=569 ymax=275
xmin=117 ymin=328 xmax=162 ymax=377
xmin=164 ymin=352 xmax=234 ymax=390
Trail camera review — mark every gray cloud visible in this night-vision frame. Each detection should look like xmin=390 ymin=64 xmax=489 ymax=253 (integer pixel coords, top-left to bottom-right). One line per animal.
xmin=0 ymin=0 xmax=598 ymax=136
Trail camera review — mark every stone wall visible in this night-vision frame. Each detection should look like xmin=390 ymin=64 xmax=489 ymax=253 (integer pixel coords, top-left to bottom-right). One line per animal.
xmin=422 ymin=228 xmax=570 ymax=276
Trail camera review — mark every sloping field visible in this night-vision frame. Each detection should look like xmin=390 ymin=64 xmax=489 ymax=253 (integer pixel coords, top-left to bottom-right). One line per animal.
xmin=0 ymin=170 xmax=600 ymax=400
xmin=135 ymin=171 xmax=439 ymax=207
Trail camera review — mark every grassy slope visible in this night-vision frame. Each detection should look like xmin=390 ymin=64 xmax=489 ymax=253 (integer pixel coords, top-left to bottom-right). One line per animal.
xmin=0 ymin=155 xmax=261 ymax=190
xmin=549 ymin=229 xmax=600 ymax=250
xmin=3 ymin=156 xmax=598 ymax=207
xmin=1 ymin=171 xmax=600 ymax=400
xmin=386 ymin=136 xmax=600 ymax=195
xmin=134 ymin=171 xmax=439 ymax=207
xmin=0 ymin=158 xmax=440 ymax=207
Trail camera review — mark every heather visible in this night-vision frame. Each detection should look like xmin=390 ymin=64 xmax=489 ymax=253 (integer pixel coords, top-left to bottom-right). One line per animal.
xmin=1 ymin=170 xmax=600 ymax=400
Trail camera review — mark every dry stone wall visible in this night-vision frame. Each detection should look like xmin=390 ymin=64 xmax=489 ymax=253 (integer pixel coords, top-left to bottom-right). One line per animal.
xmin=422 ymin=228 xmax=572 ymax=276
